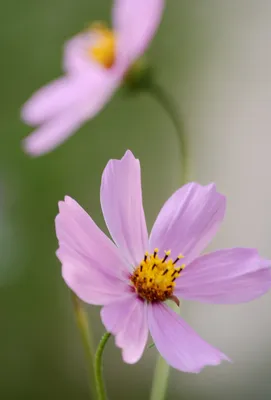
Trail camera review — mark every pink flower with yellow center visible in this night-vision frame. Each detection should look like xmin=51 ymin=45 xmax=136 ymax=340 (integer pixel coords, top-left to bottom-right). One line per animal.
xmin=55 ymin=150 xmax=271 ymax=372
xmin=21 ymin=0 xmax=164 ymax=156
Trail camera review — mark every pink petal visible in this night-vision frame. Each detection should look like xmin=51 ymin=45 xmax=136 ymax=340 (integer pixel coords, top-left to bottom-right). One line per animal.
xmin=23 ymin=107 xmax=87 ymax=156
xmin=56 ymin=196 xmax=130 ymax=279
xmin=63 ymin=33 xmax=105 ymax=75
xmin=60 ymin=255 xmax=130 ymax=305
xmin=148 ymin=303 xmax=229 ymax=373
xmin=113 ymin=0 xmax=164 ymax=66
xmin=21 ymin=76 xmax=86 ymax=126
xmin=175 ymin=248 xmax=271 ymax=304
xmin=100 ymin=150 xmax=148 ymax=267
xmin=63 ymin=32 xmax=126 ymax=78
xmin=149 ymin=183 xmax=226 ymax=265
xmin=101 ymin=295 xmax=148 ymax=363
xmin=22 ymin=45 xmax=120 ymax=155
xmin=22 ymin=68 xmax=118 ymax=156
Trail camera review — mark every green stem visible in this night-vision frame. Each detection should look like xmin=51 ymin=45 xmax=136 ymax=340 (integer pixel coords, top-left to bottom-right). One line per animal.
xmin=148 ymin=83 xmax=190 ymax=184
xmin=95 ymin=332 xmax=111 ymax=400
xmin=71 ymin=292 xmax=97 ymax=400
xmin=148 ymin=84 xmax=190 ymax=400
xmin=150 ymin=352 xmax=171 ymax=400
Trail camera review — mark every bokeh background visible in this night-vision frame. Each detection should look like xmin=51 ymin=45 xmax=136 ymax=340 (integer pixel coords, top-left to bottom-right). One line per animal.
xmin=1 ymin=0 xmax=271 ymax=398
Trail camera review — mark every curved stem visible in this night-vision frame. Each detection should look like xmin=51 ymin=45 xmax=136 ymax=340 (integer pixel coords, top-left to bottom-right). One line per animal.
xmin=148 ymin=83 xmax=190 ymax=184
xmin=148 ymin=84 xmax=190 ymax=400
xmin=71 ymin=292 xmax=97 ymax=400
xmin=95 ymin=332 xmax=111 ymax=400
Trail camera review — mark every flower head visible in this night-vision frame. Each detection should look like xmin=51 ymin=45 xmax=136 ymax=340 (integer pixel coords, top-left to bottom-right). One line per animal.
xmin=21 ymin=0 xmax=164 ymax=156
xmin=55 ymin=150 xmax=271 ymax=372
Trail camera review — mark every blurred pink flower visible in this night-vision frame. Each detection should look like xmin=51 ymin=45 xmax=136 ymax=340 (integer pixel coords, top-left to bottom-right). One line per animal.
xmin=21 ymin=0 xmax=164 ymax=156
xmin=55 ymin=150 xmax=271 ymax=372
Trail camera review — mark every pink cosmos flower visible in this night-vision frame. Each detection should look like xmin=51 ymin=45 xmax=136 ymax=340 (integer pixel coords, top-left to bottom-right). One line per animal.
xmin=55 ymin=150 xmax=271 ymax=372
xmin=21 ymin=0 xmax=164 ymax=156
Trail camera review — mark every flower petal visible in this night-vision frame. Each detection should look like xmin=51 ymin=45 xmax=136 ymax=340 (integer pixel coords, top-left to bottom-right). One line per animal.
xmin=55 ymin=196 xmax=130 ymax=280
xmin=23 ymin=69 xmax=117 ymax=156
xmin=148 ymin=303 xmax=229 ymax=373
xmin=113 ymin=0 xmax=164 ymax=65
xmin=59 ymin=255 xmax=129 ymax=305
xmin=21 ymin=76 xmax=86 ymax=126
xmin=22 ymin=43 xmax=120 ymax=155
xmin=175 ymin=248 xmax=271 ymax=304
xmin=63 ymin=33 xmax=107 ymax=75
xmin=101 ymin=295 xmax=148 ymax=363
xmin=23 ymin=107 xmax=87 ymax=156
xmin=149 ymin=183 xmax=226 ymax=265
xmin=100 ymin=150 xmax=148 ymax=267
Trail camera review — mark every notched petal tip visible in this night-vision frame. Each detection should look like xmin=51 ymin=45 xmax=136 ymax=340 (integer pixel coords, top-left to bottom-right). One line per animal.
xmin=176 ymin=247 xmax=271 ymax=304
xmin=123 ymin=149 xmax=137 ymax=160
xmin=57 ymin=200 xmax=66 ymax=213
xmin=108 ymin=149 xmax=138 ymax=165
xmin=190 ymin=356 xmax=230 ymax=374
xmin=191 ymin=355 xmax=230 ymax=374
xmin=104 ymin=150 xmax=140 ymax=173
xmin=64 ymin=195 xmax=76 ymax=206
xmin=148 ymin=303 xmax=230 ymax=373
xmin=100 ymin=149 xmax=148 ymax=266
xmin=205 ymin=182 xmax=226 ymax=203
xmin=206 ymin=182 xmax=216 ymax=190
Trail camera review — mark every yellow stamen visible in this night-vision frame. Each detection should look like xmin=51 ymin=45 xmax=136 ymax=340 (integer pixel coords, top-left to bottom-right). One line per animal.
xmin=131 ymin=249 xmax=185 ymax=302
xmin=87 ymin=22 xmax=116 ymax=69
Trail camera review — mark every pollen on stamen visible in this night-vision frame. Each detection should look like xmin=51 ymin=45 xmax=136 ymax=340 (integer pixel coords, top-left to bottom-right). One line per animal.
xmin=130 ymin=248 xmax=186 ymax=303
xmin=173 ymin=254 xmax=184 ymax=264
xmin=176 ymin=265 xmax=185 ymax=273
xmin=87 ymin=22 xmax=116 ymax=69
xmin=162 ymin=250 xmax=171 ymax=263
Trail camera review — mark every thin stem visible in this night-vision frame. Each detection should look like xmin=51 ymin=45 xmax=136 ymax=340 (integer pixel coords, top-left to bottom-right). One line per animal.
xmin=148 ymin=83 xmax=190 ymax=184
xmin=148 ymin=84 xmax=190 ymax=400
xmin=71 ymin=292 xmax=97 ymax=400
xmin=95 ymin=332 xmax=111 ymax=400
xmin=150 ymin=352 xmax=170 ymax=400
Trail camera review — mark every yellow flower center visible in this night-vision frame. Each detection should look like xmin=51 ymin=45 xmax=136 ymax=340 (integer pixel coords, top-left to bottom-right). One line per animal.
xmin=88 ymin=22 xmax=116 ymax=69
xmin=131 ymin=249 xmax=185 ymax=303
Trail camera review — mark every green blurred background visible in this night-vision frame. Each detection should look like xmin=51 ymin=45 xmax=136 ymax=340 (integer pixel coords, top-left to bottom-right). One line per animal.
xmin=1 ymin=0 xmax=271 ymax=398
